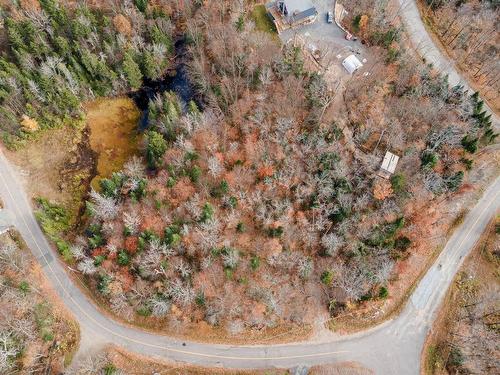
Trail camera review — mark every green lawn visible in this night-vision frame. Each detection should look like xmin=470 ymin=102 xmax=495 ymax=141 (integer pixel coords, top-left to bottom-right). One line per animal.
xmin=251 ymin=5 xmax=277 ymax=34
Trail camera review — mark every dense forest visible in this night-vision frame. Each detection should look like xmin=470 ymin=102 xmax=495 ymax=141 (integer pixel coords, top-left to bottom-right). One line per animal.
xmin=0 ymin=0 xmax=495 ymax=339
xmin=0 ymin=0 xmax=174 ymax=147
xmin=28 ymin=0 xmax=492 ymax=336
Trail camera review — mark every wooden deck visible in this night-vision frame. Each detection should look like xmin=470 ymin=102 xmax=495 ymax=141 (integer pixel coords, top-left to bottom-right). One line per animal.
xmin=267 ymin=7 xmax=290 ymax=34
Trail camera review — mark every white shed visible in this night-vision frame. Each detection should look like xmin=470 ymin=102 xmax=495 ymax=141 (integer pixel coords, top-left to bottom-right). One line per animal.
xmin=342 ymin=54 xmax=363 ymax=74
xmin=380 ymin=151 xmax=399 ymax=175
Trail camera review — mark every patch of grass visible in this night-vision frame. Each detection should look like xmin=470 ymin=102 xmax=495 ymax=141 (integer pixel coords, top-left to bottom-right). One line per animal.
xmin=137 ymin=306 xmax=152 ymax=317
xmin=426 ymin=344 xmax=445 ymax=374
xmin=251 ymin=5 xmax=277 ymax=34
xmin=19 ymin=280 xmax=30 ymax=295
xmin=236 ymin=222 xmax=245 ymax=233
xmin=479 ymin=218 xmax=499 ymax=274
xmin=321 ymin=270 xmax=334 ymax=286
xmin=104 ymin=363 xmax=118 ymax=375
xmin=35 ymin=197 xmax=71 ymax=231
xmin=250 ymin=255 xmax=260 ymax=270
xmin=34 ymin=302 xmax=55 ymax=343
xmin=447 ymin=209 xmax=467 ymax=236
xmin=5 ymin=120 xmax=91 ymax=220
xmin=391 ymin=173 xmax=406 ymax=194
xmin=378 ymin=286 xmax=389 ymax=299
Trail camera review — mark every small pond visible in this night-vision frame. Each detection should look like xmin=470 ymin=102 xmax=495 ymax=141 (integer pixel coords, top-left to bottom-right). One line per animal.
xmin=130 ymin=39 xmax=197 ymax=130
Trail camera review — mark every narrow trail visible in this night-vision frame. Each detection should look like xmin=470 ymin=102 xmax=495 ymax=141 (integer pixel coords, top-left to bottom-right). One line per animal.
xmin=0 ymin=2 xmax=498 ymax=373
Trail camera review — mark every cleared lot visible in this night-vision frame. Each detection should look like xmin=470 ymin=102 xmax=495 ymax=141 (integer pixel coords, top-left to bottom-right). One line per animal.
xmin=278 ymin=0 xmax=369 ymax=84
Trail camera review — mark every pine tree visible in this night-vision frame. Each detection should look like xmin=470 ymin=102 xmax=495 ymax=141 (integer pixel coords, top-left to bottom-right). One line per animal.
xmin=445 ymin=171 xmax=464 ymax=192
xmin=470 ymin=91 xmax=479 ymax=103
xmin=461 ymin=135 xmax=478 ymax=153
xmin=141 ymin=50 xmax=159 ymax=80
xmin=123 ymin=52 xmax=143 ymax=90
xmin=134 ymin=0 xmax=148 ymax=13
xmin=146 ymin=131 xmax=167 ymax=169
xmin=235 ymin=15 xmax=245 ymax=32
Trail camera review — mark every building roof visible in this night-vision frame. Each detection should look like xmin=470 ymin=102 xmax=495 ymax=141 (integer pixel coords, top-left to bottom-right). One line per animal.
xmin=291 ymin=6 xmax=318 ymax=22
xmin=342 ymin=54 xmax=363 ymax=74
xmin=380 ymin=151 xmax=399 ymax=174
xmin=284 ymin=0 xmax=315 ymax=14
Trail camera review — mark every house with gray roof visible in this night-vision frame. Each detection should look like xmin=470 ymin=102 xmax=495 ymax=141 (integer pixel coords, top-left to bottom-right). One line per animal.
xmin=266 ymin=0 xmax=318 ymax=32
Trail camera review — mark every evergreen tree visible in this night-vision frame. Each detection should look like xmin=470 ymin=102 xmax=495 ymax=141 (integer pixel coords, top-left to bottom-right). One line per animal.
xmin=146 ymin=130 xmax=167 ymax=169
xmin=134 ymin=0 xmax=148 ymax=13
xmin=235 ymin=15 xmax=245 ymax=32
xmin=141 ymin=50 xmax=159 ymax=80
xmin=421 ymin=151 xmax=438 ymax=168
xmin=150 ymin=24 xmax=173 ymax=53
xmin=461 ymin=135 xmax=478 ymax=153
xmin=122 ymin=52 xmax=143 ymax=90
xmin=445 ymin=171 xmax=464 ymax=192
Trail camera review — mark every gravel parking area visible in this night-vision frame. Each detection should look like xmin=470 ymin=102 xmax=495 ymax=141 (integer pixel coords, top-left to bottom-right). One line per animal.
xmin=279 ymin=0 xmax=369 ymax=83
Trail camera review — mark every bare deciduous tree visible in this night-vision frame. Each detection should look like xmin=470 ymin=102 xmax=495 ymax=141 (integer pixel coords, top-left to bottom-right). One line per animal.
xmin=89 ymin=190 xmax=119 ymax=221
xmin=321 ymin=233 xmax=345 ymax=257
xmin=77 ymin=258 xmax=97 ymax=275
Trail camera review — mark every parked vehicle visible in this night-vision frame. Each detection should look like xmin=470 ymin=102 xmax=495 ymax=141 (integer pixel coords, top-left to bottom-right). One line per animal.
xmin=327 ymin=11 xmax=333 ymax=23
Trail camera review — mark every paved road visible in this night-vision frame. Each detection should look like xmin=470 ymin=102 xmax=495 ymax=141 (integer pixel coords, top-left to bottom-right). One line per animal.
xmin=398 ymin=0 xmax=498 ymax=122
xmin=280 ymin=0 xmax=366 ymax=80
xmin=0 ymin=208 xmax=12 ymax=234
xmin=0 ymin=144 xmax=498 ymax=373
xmin=0 ymin=3 xmax=498 ymax=373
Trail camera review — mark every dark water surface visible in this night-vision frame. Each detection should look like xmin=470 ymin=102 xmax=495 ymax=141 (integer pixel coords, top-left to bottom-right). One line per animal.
xmin=129 ymin=39 xmax=196 ymax=130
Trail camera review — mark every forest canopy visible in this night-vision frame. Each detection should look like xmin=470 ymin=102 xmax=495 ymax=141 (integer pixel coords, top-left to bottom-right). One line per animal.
xmin=42 ymin=0 xmax=495 ymax=336
xmin=0 ymin=0 xmax=173 ymax=146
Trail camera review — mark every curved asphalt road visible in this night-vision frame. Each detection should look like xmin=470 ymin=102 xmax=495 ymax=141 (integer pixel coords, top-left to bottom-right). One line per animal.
xmin=0 ymin=3 xmax=498 ymax=373
xmin=398 ymin=0 xmax=498 ymax=121
xmin=1 ymin=151 xmax=498 ymax=373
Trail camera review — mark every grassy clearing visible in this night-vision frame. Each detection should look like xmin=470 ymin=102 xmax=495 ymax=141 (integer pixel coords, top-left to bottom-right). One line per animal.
xmin=85 ymin=97 xmax=141 ymax=190
xmin=14 ymin=97 xmax=141 ymax=249
xmin=251 ymin=5 xmax=277 ymax=34
xmin=4 ymin=122 xmax=91 ymax=218
xmin=425 ymin=344 xmax=445 ymax=374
